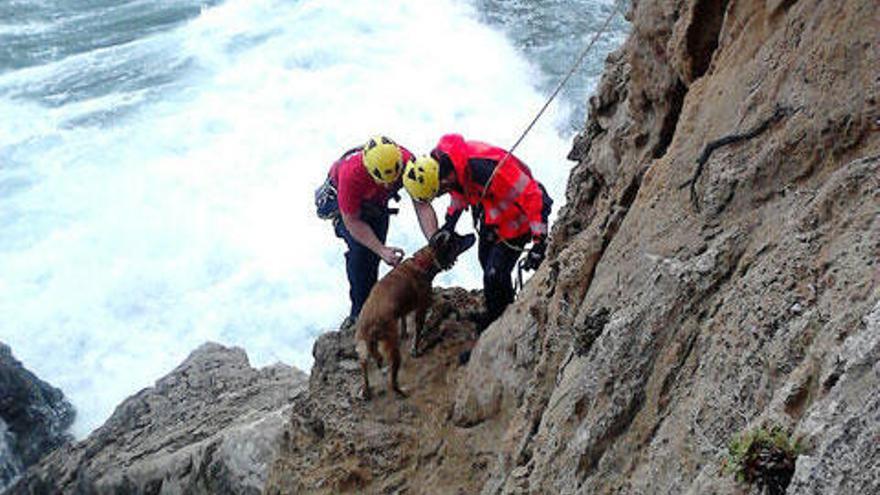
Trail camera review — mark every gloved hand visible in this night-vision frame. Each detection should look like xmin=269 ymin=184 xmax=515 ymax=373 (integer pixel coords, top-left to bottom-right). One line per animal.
xmin=521 ymin=238 xmax=546 ymax=271
xmin=439 ymin=216 xmax=457 ymax=235
xmin=429 ymin=218 xmax=457 ymax=246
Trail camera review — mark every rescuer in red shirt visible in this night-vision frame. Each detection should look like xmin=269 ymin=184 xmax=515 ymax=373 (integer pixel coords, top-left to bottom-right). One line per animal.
xmin=402 ymin=134 xmax=552 ymax=353
xmin=324 ymin=136 xmax=437 ymax=330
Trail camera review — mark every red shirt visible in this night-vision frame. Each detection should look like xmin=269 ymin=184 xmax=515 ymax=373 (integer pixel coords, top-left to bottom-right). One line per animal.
xmin=329 ymin=146 xmax=413 ymax=216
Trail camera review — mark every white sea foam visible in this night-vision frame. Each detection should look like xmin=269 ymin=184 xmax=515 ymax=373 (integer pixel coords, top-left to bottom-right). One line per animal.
xmin=0 ymin=0 xmax=611 ymax=437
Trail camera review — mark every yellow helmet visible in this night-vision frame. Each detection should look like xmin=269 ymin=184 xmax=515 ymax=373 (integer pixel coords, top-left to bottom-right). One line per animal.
xmin=363 ymin=135 xmax=403 ymax=184
xmin=403 ymin=155 xmax=440 ymax=201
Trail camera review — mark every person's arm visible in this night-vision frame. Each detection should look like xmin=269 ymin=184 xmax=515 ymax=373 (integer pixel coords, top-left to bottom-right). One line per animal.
xmin=341 ymin=213 xmax=404 ymax=266
xmin=443 ymin=191 xmax=467 ymax=231
xmin=519 ymin=181 xmax=550 ymax=270
xmin=413 ymin=199 xmax=439 ymax=241
xmin=443 ymin=208 xmax=463 ymax=232
xmin=520 ymin=181 xmax=548 ymax=242
xmin=337 ymin=162 xmax=404 ymax=266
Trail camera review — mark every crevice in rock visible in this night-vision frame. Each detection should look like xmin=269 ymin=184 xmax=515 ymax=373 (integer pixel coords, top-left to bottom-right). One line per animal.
xmin=685 ymin=0 xmax=729 ymax=80
xmin=618 ymin=166 xmax=644 ymax=209
xmin=567 ymin=120 xmax=605 ymax=163
xmin=769 ymin=0 xmax=799 ymax=20
xmin=657 ymin=330 xmax=699 ymax=414
xmin=652 ymin=78 xmax=687 ymax=159
xmin=562 ymin=166 xmax=646 ymax=334
xmin=783 ymin=377 xmax=813 ymax=420
xmin=194 ymin=440 xmax=219 ymax=491
xmin=574 ymin=308 xmax=611 ymax=357
xmin=144 ymin=478 xmax=163 ymax=495
xmin=575 ymin=389 xmax=646 ymax=481
xmin=600 ymin=166 xmax=646 ymax=253
xmin=550 ymin=161 xmax=606 ymax=253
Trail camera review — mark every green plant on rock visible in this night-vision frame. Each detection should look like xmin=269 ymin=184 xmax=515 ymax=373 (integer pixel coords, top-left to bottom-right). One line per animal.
xmin=723 ymin=425 xmax=801 ymax=495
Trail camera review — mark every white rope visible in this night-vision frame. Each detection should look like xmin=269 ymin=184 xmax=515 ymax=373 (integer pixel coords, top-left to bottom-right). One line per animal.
xmin=479 ymin=0 xmax=627 ymax=204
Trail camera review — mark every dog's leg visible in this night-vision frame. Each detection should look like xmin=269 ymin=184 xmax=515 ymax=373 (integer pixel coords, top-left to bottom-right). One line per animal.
xmin=388 ymin=343 xmax=407 ymax=399
xmin=369 ymin=339 xmax=384 ymax=370
xmin=377 ymin=323 xmax=407 ymax=399
xmin=360 ymin=358 xmax=372 ymax=401
xmin=355 ymin=339 xmax=372 ymax=401
xmin=411 ymin=306 xmax=427 ymax=358
xmin=399 ymin=314 xmax=408 ymax=341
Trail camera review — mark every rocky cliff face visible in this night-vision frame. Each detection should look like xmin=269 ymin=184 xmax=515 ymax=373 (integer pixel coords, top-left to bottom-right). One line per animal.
xmin=8 ymin=343 xmax=307 ymax=495
xmin=9 ymin=1 xmax=877 ymax=493
xmin=0 ymin=343 xmax=74 ymax=492
xmin=267 ymin=0 xmax=879 ymax=494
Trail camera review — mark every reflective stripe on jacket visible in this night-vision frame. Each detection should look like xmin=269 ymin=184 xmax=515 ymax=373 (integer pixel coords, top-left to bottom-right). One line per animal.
xmin=433 ymin=133 xmax=547 ymax=241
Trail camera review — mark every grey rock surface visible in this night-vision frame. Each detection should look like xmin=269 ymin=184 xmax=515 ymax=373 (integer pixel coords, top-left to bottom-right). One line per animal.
xmin=8 ymin=342 xmax=307 ymax=495
xmin=0 ymin=342 xmax=74 ymax=492
xmin=0 ymin=418 xmax=22 ymax=490
xmin=787 ymin=301 xmax=880 ymax=494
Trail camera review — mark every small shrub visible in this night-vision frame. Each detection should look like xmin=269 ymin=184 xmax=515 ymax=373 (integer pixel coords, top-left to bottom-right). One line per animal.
xmin=723 ymin=425 xmax=800 ymax=495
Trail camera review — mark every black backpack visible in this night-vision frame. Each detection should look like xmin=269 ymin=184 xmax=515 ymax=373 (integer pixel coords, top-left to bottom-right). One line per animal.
xmin=314 ymin=147 xmax=363 ymax=221
xmin=314 ymin=176 xmax=339 ymax=220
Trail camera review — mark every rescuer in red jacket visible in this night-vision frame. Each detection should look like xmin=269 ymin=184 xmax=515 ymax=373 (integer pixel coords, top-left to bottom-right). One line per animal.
xmin=402 ymin=133 xmax=552 ymax=342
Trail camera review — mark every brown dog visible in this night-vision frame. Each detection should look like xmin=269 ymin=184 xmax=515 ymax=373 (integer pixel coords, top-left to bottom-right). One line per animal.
xmin=355 ymin=230 xmax=475 ymax=400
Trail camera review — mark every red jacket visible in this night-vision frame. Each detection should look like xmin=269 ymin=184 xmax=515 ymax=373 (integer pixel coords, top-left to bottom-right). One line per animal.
xmin=434 ymin=134 xmax=548 ymax=241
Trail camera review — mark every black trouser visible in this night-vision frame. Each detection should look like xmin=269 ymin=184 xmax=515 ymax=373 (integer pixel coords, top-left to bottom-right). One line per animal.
xmin=334 ymin=209 xmax=389 ymax=320
xmin=478 ymin=226 xmax=528 ymax=324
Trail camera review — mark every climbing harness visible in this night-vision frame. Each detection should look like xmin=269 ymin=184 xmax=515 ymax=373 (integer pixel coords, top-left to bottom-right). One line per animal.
xmin=515 ymin=257 xmax=528 ymax=292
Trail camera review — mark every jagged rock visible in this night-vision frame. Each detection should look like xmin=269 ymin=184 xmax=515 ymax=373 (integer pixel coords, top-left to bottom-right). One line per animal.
xmin=266 ymin=0 xmax=879 ymax=494
xmin=0 ymin=342 xmax=74 ymax=492
xmin=786 ymin=300 xmax=880 ymax=494
xmin=266 ymin=288 xmax=491 ymax=494
xmin=461 ymin=0 xmax=880 ymax=493
xmin=8 ymin=342 xmax=307 ymax=495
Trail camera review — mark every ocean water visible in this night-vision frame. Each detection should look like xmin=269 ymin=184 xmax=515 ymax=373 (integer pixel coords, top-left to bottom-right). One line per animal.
xmin=0 ymin=0 xmax=627 ymax=437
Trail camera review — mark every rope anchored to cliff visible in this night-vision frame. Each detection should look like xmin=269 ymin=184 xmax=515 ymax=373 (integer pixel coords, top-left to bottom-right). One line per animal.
xmin=486 ymin=1 xmax=628 ymax=204
xmin=499 ymin=0 xmax=628 ymax=293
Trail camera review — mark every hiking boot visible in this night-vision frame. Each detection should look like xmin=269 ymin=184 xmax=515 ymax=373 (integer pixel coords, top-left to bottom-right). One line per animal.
xmin=339 ymin=315 xmax=357 ymax=331
xmin=469 ymin=312 xmax=494 ymax=335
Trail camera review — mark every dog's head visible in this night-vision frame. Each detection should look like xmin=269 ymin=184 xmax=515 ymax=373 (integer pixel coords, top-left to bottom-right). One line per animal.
xmin=429 ymin=229 xmax=476 ymax=270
